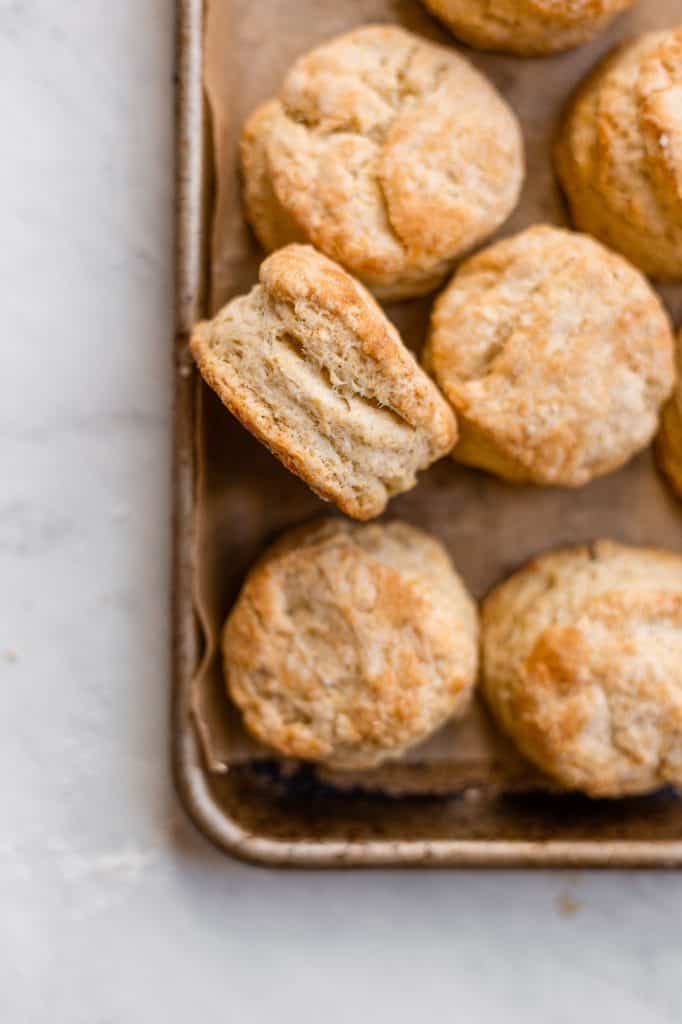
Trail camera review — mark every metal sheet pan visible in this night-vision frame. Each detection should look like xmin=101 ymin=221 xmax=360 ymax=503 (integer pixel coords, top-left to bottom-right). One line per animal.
xmin=173 ymin=0 xmax=682 ymax=866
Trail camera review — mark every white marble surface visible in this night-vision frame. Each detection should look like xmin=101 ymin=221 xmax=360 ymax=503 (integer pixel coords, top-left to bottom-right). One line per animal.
xmin=3 ymin=2 xmax=682 ymax=1021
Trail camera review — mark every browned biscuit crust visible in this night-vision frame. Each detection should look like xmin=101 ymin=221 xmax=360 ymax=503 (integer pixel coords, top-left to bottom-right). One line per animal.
xmin=482 ymin=540 xmax=682 ymax=797
xmin=656 ymin=327 xmax=682 ymax=499
xmin=424 ymin=225 xmax=675 ymax=486
xmin=224 ymin=519 xmax=479 ymax=769
xmin=240 ymin=25 xmax=523 ymax=300
xmin=556 ymin=28 xmax=682 ymax=280
xmin=421 ymin=0 xmax=635 ymax=56
xmin=191 ymin=245 xmax=456 ymax=519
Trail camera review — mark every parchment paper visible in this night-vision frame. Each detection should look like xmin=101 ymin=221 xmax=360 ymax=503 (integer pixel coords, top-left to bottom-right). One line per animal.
xmin=191 ymin=0 xmax=682 ymax=792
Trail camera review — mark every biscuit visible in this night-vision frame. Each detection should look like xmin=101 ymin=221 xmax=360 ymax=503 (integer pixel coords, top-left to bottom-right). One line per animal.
xmin=482 ymin=540 xmax=682 ymax=797
xmin=556 ymin=28 xmax=682 ymax=279
xmin=223 ymin=519 xmax=479 ymax=769
xmin=240 ymin=25 xmax=523 ymax=301
xmin=423 ymin=225 xmax=675 ymax=486
xmin=190 ymin=244 xmax=457 ymax=519
xmin=656 ymin=327 xmax=682 ymax=499
xmin=420 ymin=0 xmax=634 ymax=56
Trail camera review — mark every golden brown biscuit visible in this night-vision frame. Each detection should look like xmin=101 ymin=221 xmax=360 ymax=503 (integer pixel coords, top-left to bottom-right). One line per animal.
xmin=190 ymin=245 xmax=456 ymax=520
xmin=556 ymin=28 xmax=682 ymax=279
xmin=656 ymin=327 xmax=682 ymax=499
xmin=223 ymin=519 xmax=479 ymax=769
xmin=482 ymin=540 xmax=682 ymax=797
xmin=420 ymin=0 xmax=634 ymax=56
xmin=423 ymin=225 xmax=675 ymax=486
xmin=240 ymin=25 xmax=524 ymax=301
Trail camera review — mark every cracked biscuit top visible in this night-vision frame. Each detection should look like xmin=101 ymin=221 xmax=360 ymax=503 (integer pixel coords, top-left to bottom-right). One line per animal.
xmin=420 ymin=0 xmax=635 ymax=56
xmin=556 ymin=28 xmax=682 ymax=279
xmin=223 ymin=519 xmax=479 ymax=769
xmin=423 ymin=225 xmax=675 ymax=487
xmin=190 ymin=244 xmax=456 ymax=520
xmin=482 ymin=540 xmax=682 ymax=797
xmin=240 ymin=24 xmax=524 ymax=300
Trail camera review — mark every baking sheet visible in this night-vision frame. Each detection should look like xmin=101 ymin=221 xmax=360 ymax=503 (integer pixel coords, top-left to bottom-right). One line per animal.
xmin=191 ymin=0 xmax=682 ymax=794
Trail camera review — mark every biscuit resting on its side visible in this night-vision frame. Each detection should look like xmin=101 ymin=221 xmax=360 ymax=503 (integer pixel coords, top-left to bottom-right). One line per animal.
xmin=190 ymin=244 xmax=456 ymax=519
xmin=556 ymin=28 xmax=682 ymax=279
xmin=482 ymin=540 xmax=682 ymax=797
xmin=656 ymin=327 xmax=682 ymax=498
xmin=240 ymin=24 xmax=523 ymax=300
xmin=423 ymin=225 xmax=675 ymax=486
xmin=223 ymin=519 xmax=479 ymax=770
xmin=420 ymin=0 xmax=635 ymax=56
